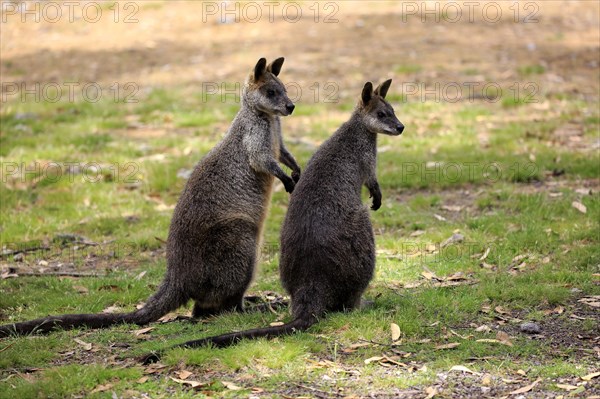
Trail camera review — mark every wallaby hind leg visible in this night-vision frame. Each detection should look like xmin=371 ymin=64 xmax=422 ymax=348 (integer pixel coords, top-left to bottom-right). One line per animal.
xmin=192 ymin=303 xmax=221 ymax=319
xmin=192 ymin=292 xmax=244 ymax=318
xmin=332 ymin=292 xmax=363 ymax=313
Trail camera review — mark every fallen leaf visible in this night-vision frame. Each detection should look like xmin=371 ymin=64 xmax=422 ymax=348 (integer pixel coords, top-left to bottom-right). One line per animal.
xmin=435 ymin=342 xmax=460 ymax=350
xmin=169 ymin=377 xmax=205 ymax=389
xmin=496 ymin=331 xmax=513 ymax=346
xmin=102 ymin=305 xmax=121 ymax=314
xmin=221 ymin=381 xmax=243 ymax=390
xmin=158 ymin=313 xmax=179 ymax=323
xmin=544 ymin=306 xmax=564 ymax=315
xmin=269 ymin=321 xmax=284 ymax=327
xmin=348 ymin=342 xmax=371 ymax=349
xmin=450 ymin=365 xmax=480 ymax=375
xmin=479 ymin=248 xmax=491 ymax=261
xmin=342 ymin=342 xmax=371 ymax=353
xmin=481 ymin=374 xmax=492 ymax=385
xmin=135 ymin=271 xmax=147 ymax=280
xmin=144 ymin=363 xmax=167 ymax=374
xmin=572 ymin=201 xmax=587 ymax=214
xmin=556 ymin=383 xmax=578 ymax=391
xmin=137 ymin=377 xmax=149 ymax=384
xmin=421 ymin=270 xmax=437 ymax=280
xmin=509 ymin=379 xmax=541 ymax=395
xmin=1 ymin=271 xmax=18 ymax=279
xmin=391 ymin=323 xmax=401 ymax=342
xmin=424 ymin=386 xmax=438 ymax=399
xmin=379 ymin=355 xmax=408 ymax=367
xmin=441 ymin=233 xmax=464 ymax=248
xmin=441 ymin=205 xmax=462 ymax=212
xmin=475 ymin=325 xmax=492 ymax=333
xmin=495 ymin=306 xmax=510 ymax=315
xmin=177 ymin=370 xmax=193 ymax=380
xmin=433 ymin=214 xmax=446 ymax=221
xmin=581 ymin=371 xmax=600 ymax=381
xmin=578 ymin=297 xmax=600 ymax=308
xmin=364 ymin=356 xmax=385 ymax=364
xmin=445 ymin=272 xmax=467 ymax=281
xmin=134 ymin=327 xmax=154 ymax=336
xmin=516 ymin=369 xmax=527 ymax=376
xmin=480 ymin=261 xmax=495 ymax=269
xmin=410 ymin=230 xmax=425 ymax=237
xmin=74 ymin=338 xmax=92 ymax=351
xmin=91 ymin=383 xmax=113 ymax=393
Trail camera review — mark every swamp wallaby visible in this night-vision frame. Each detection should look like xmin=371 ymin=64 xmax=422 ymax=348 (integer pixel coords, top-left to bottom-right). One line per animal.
xmin=141 ymin=79 xmax=404 ymax=363
xmin=0 ymin=57 xmax=301 ymax=337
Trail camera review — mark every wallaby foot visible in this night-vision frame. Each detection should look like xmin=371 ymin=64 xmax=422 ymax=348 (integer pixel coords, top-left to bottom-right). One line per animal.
xmin=192 ymin=293 xmax=245 ymax=318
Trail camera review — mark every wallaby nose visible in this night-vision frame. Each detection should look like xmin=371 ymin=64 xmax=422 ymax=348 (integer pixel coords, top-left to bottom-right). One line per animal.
xmin=396 ymin=124 xmax=404 ymax=134
xmin=286 ymin=103 xmax=295 ymax=114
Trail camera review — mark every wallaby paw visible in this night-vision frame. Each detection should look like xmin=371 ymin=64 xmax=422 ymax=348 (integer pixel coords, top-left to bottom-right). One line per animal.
xmin=371 ymin=201 xmax=381 ymax=211
xmin=284 ymin=178 xmax=295 ymax=193
xmin=292 ymin=170 xmax=301 ymax=183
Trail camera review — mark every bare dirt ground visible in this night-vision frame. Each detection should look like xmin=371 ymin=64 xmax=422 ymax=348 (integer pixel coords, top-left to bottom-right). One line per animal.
xmin=1 ymin=1 xmax=599 ymax=101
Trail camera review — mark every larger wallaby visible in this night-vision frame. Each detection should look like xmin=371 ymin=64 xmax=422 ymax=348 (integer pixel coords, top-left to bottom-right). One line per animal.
xmin=0 ymin=57 xmax=301 ymax=337
xmin=141 ymin=79 xmax=403 ymax=363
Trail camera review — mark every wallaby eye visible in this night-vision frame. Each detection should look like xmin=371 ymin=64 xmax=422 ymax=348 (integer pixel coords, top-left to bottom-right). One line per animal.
xmin=377 ymin=111 xmax=385 ymax=118
xmin=267 ymin=89 xmax=275 ymax=97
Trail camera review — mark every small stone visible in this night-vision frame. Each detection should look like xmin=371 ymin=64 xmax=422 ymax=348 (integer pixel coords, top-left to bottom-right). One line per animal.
xmin=520 ymin=322 xmax=541 ymax=334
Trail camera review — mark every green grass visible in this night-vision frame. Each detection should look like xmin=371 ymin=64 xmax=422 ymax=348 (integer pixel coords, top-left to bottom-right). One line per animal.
xmin=0 ymin=81 xmax=599 ymax=398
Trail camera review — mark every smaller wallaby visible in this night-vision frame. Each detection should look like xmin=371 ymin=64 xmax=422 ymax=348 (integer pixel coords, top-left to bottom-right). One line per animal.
xmin=0 ymin=57 xmax=301 ymax=337
xmin=141 ymin=79 xmax=404 ymax=363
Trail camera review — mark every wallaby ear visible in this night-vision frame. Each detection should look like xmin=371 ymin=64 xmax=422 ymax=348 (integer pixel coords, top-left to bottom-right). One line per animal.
xmin=361 ymin=82 xmax=374 ymax=105
xmin=267 ymin=57 xmax=285 ymax=76
xmin=374 ymin=79 xmax=392 ymax=99
xmin=254 ymin=58 xmax=267 ymax=81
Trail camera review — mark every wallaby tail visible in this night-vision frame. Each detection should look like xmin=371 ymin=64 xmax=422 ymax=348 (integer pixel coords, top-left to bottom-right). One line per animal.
xmin=140 ymin=315 xmax=316 ymax=364
xmin=183 ymin=314 xmax=316 ymax=349
xmin=0 ymin=279 xmax=184 ymax=337
xmin=140 ymin=286 xmax=321 ymax=364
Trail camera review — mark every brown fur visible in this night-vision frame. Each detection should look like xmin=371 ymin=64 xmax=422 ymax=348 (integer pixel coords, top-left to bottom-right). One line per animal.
xmin=0 ymin=58 xmax=301 ymax=337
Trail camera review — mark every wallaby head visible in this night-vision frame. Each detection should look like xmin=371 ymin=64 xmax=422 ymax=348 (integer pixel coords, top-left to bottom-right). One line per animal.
xmin=244 ymin=57 xmax=295 ymax=116
xmin=357 ymin=79 xmax=404 ymax=136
